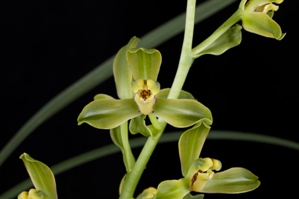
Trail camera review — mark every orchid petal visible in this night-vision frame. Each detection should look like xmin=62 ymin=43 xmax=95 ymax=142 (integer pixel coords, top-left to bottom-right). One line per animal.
xmin=126 ymin=48 xmax=162 ymax=81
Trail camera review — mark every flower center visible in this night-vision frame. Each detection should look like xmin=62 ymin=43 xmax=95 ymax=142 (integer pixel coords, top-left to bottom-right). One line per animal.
xmin=131 ymin=79 xmax=160 ymax=115
xmin=139 ymin=89 xmax=152 ymax=101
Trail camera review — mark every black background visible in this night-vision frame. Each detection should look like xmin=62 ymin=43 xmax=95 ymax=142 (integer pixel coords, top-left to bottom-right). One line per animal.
xmin=1 ymin=0 xmax=298 ymax=198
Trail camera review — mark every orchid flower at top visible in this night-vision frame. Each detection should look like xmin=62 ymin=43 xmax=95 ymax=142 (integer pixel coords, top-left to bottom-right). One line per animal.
xmin=239 ymin=0 xmax=286 ymax=40
xmin=77 ymin=37 xmax=212 ymax=137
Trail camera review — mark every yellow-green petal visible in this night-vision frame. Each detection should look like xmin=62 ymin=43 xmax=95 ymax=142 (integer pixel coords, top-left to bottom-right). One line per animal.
xmin=201 ymin=167 xmax=260 ymax=193
xmin=20 ymin=153 xmax=57 ymax=199
xmin=77 ymin=98 xmax=141 ymax=129
xmin=153 ymin=98 xmax=212 ymax=128
xmin=126 ymin=48 xmax=162 ymax=81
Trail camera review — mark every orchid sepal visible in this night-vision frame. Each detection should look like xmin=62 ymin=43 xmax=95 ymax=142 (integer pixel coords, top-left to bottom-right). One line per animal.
xmin=77 ymin=95 xmax=141 ymax=129
xmin=113 ymin=36 xmax=140 ymax=99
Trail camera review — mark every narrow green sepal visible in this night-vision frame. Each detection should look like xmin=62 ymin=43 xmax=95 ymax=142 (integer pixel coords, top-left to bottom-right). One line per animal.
xmin=19 ymin=153 xmax=57 ymax=199
xmin=110 ymin=124 xmax=135 ymax=172
xmin=113 ymin=36 xmax=140 ymax=99
xmin=201 ymin=167 xmax=260 ymax=193
xmin=77 ymin=97 xmax=141 ymax=129
xmin=154 ymin=179 xmax=190 ymax=199
xmin=192 ymin=24 xmax=242 ymax=58
xmin=179 ymin=121 xmax=211 ymax=177
xmin=127 ymin=48 xmax=162 ymax=81
xmin=153 ymin=98 xmax=212 ymax=128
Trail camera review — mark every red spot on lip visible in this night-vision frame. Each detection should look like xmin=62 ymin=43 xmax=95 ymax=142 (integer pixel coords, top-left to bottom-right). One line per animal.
xmin=140 ymin=89 xmax=152 ymax=100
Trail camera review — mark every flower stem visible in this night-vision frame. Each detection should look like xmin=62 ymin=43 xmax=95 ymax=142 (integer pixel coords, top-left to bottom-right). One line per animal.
xmin=119 ymin=124 xmax=166 ymax=199
xmin=167 ymin=0 xmax=196 ymax=100
xmin=119 ymin=0 xmax=197 ymax=198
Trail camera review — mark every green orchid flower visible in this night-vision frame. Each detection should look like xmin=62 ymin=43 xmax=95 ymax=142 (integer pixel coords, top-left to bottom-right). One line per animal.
xmin=148 ymin=120 xmax=260 ymax=199
xmin=239 ymin=0 xmax=286 ymax=40
xmin=151 ymin=157 xmax=260 ymax=199
xmin=77 ymin=39 xmax=212 ymax=136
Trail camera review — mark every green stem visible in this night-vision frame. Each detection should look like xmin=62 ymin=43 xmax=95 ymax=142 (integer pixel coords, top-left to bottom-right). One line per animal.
xmin=167 ymin=0 xmax=196 ymax=100
xmin=192 ymin=9 xmax=242 ymax=57
xmin=119 ymin=124 xmax=166 ymax=199
xmin=119 ymin=1 xmax=197 ymax=198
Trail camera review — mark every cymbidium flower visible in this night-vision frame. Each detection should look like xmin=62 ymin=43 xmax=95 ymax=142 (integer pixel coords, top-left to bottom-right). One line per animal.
xmin=77 ymin=37 xmax=212 ymax=136
xmin=239 ymin=0 xmax=286 ymax=40
xmin=150 ymin=157 xmax=260 ymax=199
